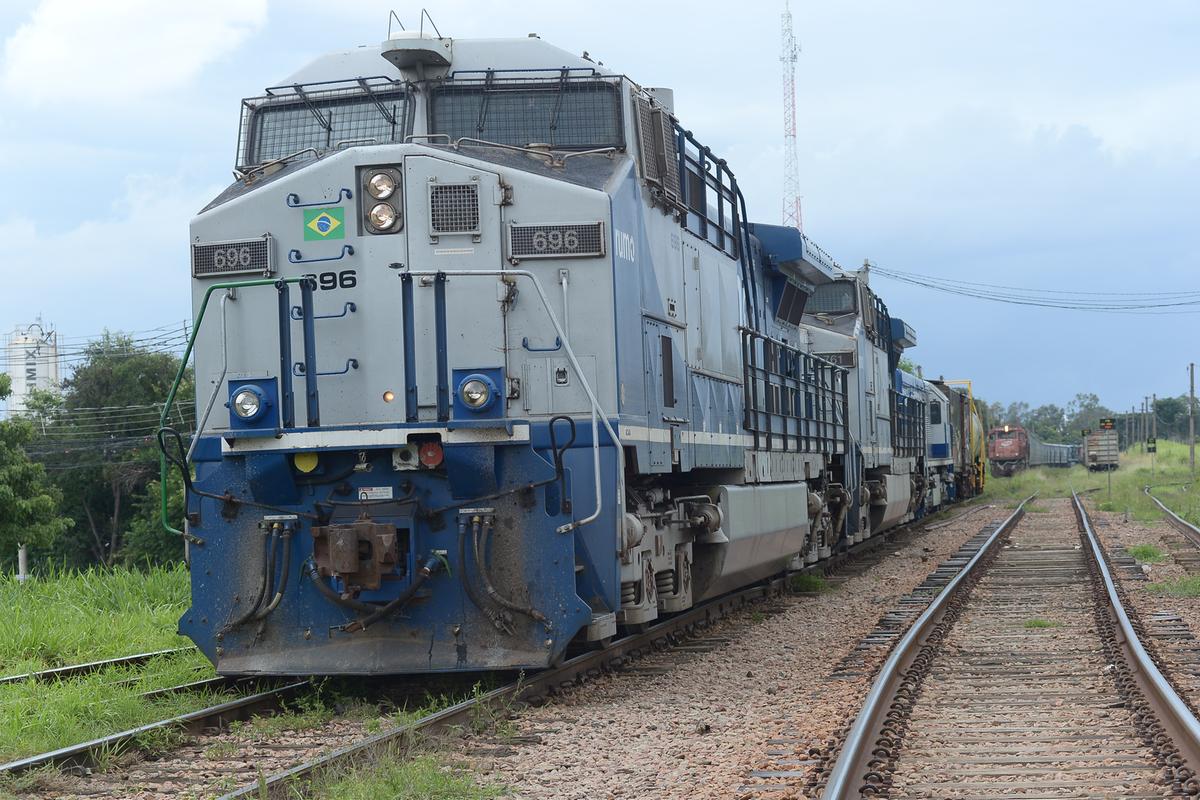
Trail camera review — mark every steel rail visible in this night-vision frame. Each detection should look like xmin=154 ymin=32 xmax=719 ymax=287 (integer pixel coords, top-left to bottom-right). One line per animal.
xmin=0 ymin=647 xmax=194 ymax=686
xmin=1145 ymin=484 xmax=1200 ymax=548
xmin=0 ymin=680 xmax=310 ymax=775
xmin=1073 ymin=491 xmax=1200 ymax=766
xmin=820 ymin=496 xmax=1034 ymax=799
xmin=218 ymin=580 xmax=792 ymax=799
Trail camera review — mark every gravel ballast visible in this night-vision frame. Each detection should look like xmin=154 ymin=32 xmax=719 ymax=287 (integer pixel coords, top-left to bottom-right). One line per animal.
xmin=463 ymin=506 xmax=1005 ymax=799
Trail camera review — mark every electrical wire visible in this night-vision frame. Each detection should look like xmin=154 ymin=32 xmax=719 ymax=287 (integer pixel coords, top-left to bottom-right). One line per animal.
xmin=870 ymin=266 xmax=1200 ymax=314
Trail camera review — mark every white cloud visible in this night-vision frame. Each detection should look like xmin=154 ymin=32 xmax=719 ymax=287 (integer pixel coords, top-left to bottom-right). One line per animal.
xmin=1 ymin=0 xmax=267 ymax=103
xmin=0 ymin=171 xmax=218 ymax=340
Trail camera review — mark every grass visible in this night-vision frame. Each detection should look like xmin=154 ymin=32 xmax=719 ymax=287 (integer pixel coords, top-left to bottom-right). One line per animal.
xmin=790 ymin=573 xmax=830 ymax=593
xmin=1023 ymin=618 xmax=1061 ymax=629
xmin=983 ymin=439 xmax=1199 ymax=525
xmin=0 ymin=565 xmax=216 ymax=768
xmin=1128 ymin=544 xmax=1168 ymax=564
xmin=0 ymin=564 xmax=192 ymax=676
xmin=1147 ymin=576 xmax=1200 ymax=598
xmin=297 ymin=752 xmax=506 ymax=800
xmin=0 ymin=650 xmax=219 ymax=763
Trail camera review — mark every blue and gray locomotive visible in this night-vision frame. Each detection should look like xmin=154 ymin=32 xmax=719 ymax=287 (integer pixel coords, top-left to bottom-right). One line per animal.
xmin=166 ymin=30 xmax=983 ymax=675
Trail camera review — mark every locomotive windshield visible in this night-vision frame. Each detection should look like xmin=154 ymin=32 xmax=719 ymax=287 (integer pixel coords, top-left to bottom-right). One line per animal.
xmin=240 ymin=82 xmax=411 ymax=168
xmin=807 ymin=280 xmax=857 ymax=315
xmin=428 ymin=78 xmax=622 ymax=149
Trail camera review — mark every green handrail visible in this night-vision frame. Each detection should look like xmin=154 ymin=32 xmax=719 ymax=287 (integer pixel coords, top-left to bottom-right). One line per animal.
xmin=159 ymin=276 xmax=309 ymax=537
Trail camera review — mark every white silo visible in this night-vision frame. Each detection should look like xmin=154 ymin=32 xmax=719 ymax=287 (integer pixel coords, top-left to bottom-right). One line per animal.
xmin=3 ymin=320 xmax=60 ymax=415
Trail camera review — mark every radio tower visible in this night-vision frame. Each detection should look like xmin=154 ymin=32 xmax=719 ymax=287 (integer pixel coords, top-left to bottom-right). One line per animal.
xmin=780 ymin=1 xmax=803 ymax=231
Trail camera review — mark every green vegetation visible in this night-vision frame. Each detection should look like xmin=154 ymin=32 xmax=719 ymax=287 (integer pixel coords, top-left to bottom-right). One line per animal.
xmin=0 ymin=564 xmax=191 ymax=675
xmin=0 ymin=564 xmax=210 ymax=764
xmin=299 ymin=753 xmax=506 ymax=800
xmin=0 ymin=650 xmax=216 ymax=763
xmin=984 ymin=440 xmax=1198 ymax=525
xmin=1147 ymin=576 xmax=1200 ymax=598
xmin=0 ymin=376 xmax=71 ymax=560
xmin=14 ymin=333 xmax=192 ymax=570
xmin=790 ymin=573 xmax=831 ymax=593
xmin=1128 ymin=544 xmax=1168 ymax=564
xmin=1023 ymin=618 xmax=1061 ymax=629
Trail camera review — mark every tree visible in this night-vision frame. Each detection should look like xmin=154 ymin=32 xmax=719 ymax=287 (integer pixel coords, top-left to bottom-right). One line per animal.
xmin=1027 ymin=404 xmax=1067 ymax=443
xmin=1064 ymin=392 xmax=1114 ymax=440
xmin=30 ymin=334 xmax=190 ymax=566
xmin=0 ymin=377 xmax=72 ymax=559
xmin=1154 ymin=396 xmax=1187 ymax=441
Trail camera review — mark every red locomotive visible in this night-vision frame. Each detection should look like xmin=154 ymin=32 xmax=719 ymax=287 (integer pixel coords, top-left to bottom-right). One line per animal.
xmin=987 ymin=424 xmax=1079 ymax=477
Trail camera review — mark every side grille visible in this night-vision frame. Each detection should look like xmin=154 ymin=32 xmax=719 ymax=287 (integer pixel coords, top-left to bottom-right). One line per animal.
xmin=509 ymin=222 xmax=605 ymax=259
xmin=429 ymin=182 xmax=480 ymax=235
xmin=191 ymin=235 xmax=273 ymax=278
xmin=632 ymin=94 xmax=680 ymax=206
xmin=633 ymin=96 xmax=661 ymax=185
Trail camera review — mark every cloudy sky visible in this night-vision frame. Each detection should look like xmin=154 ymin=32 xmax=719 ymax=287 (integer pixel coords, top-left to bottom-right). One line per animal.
xmin=0 ymin=0 xmax=1195 ymax=414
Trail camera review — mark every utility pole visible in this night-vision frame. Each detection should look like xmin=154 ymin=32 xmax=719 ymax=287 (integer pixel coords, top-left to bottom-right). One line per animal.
xmin=1152 ymin=393 xmax=1158 ymax=479
xmin=1190 ymin=362 xmax=1195 ymax=477
xmin=1142 ymin=398 xmax=1147 ymax=453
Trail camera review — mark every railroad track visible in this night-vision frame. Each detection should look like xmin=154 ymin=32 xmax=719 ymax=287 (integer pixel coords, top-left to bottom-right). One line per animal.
xmin=4 ymin=496 xmax=988 ymax=796
xmin=0 ymin=647 xmax=194 ymax=687
xmin=1147 ymin=484 xmax=1200 ymax=548
xmin=811 ymin=494 xmax=1200 ymax=799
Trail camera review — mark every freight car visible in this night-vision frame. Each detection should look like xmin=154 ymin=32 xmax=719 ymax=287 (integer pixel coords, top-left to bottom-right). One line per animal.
xmin=987 ymin=424 xmax=1078 ymax=477
xmin=1082 ymin=429 xmax=1119 ymax=471
xmin=160 ymin=27 xmax=983 ymax=676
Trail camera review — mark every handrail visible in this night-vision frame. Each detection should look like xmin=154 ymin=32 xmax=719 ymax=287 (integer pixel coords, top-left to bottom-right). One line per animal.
xmin=821 ymin=496 xmax=1034 ymax=798
xmin=405 ymin=269 xmax=624 ymax=534
xmin=159 ymin=276 xmax=312 ymax=537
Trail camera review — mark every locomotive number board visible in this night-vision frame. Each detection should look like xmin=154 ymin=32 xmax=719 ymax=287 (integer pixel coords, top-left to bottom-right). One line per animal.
xmin=192 ymin=235 xmax=274 ymax=278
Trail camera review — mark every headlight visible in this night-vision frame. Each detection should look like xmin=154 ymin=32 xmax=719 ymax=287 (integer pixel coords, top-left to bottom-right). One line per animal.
xmin=368 ymin=202 xmax=398 ymax=230
xmin=232 ymin=388 xmax=263 ymax=419
xmin=459 ymin=378 xmax=490 ymax=409
xmin=366 ymin=171 xmax=396 ymax=199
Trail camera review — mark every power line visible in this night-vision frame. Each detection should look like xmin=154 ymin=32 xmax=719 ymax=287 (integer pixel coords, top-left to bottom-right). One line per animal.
xmin=870 ymin=266 xmax=1200 ymax=313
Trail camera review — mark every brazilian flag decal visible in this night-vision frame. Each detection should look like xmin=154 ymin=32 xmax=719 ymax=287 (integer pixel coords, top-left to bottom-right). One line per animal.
xmin=303 ymin=207 xmax=345 ymax=241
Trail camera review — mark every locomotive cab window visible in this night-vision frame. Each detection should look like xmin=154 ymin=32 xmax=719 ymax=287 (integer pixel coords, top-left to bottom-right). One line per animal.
xmin=807 ymin=281 xmax=857 ymax=316
xmin=929 ymin=402 xmax=942 ymax=425
xmin=239 ymin=80 xmax=411 ymax=169
xmin=428 ymin=77 xmax=622 ymax=149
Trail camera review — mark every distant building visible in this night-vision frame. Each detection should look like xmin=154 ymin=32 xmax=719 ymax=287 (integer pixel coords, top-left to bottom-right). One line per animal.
xmin=3 ymin=320 xmax=60 ymax=415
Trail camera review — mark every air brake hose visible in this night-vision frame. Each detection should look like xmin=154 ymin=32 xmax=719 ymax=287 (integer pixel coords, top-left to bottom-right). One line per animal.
xmin=344 ymin=555 xmax=442 ymax=633
xmin=220 ymin=525 xmax=275 ymax=632
xmin=303 ymin=561 xmax=378 ymax=613
xmin=254 ymin=526 xmax=294 ymax=619
xmin=473 ymin=517 xmax=552 ymax=631
xmin=458 ymin=517 xmax=515 ymax=634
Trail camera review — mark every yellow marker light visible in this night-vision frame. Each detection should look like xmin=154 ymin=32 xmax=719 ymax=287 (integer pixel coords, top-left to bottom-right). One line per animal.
xmin=383 ymin=390 xmax=395 ymax=403
xmin=293 ymin=452 xmax=319 ymax=474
